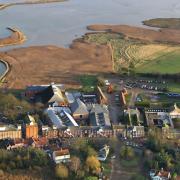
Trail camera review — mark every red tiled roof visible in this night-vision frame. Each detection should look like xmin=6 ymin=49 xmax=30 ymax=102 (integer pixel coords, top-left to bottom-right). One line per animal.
xmin=33 ymin=137 xmax=48 ymax=146
xmin=54 ymin=149 xmax=69 ymax=156
xmin=158 ymin=170 xmax=171 ymax=178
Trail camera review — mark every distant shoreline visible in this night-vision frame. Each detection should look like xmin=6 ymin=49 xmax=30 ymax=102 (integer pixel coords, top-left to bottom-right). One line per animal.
xmin=143 ymin=18 xmax=180 ymax=29
xmin=87 ymin=24 xmax=180 ymax=44
xmin=0 ymin=0 xmax=67 ymax=11
xmin=0 ymin=27 xmax=25 ymax=85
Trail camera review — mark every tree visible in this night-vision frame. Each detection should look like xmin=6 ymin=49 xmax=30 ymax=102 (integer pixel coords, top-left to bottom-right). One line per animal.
xmin=71 ymin=138 xmax=88 ymax=151
xmin=69 ymin=156 xmax=81 ymax=174
xmin=120 ymin=146 xmax=135 ymax=160
xmin=86 ymin=156 xmax=100 ymax=172
xmin=76 ymin=170 xmax=85 ymax=179
xmin=0 ymin=92 xmax=32 ymax=123
xmin=97 ymin=76 xmax=105 ymax=86
xmin=146 ymin=128 xmax=165 ymax=152
xmin=55 ymin=164 xmax=69 ymax=179
xmin=29 ymin=147 xmax=48 ymax=166
xmin=172 ymin=172 xmax=177 ymax=180
xmin=174 ymin=161 xmax=180 ymax=174
xmin=0 ymin=169 xmax=4 ymax=176
xmin=85 ymin=176 xmax=98 ymax=180
xmin=85 ymin=146 xmax=97 ymax=157
xmin=154 ymin=150 xmax=173 ymax=169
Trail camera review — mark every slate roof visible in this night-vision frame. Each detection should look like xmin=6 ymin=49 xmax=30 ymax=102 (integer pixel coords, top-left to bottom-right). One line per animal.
xmin=70 ymin=98 xmax=88 ymax=115
xmin=90 ymin=104 xmax=111 ymax=127
xmin=46 ymin=107 xmax=78 ymax=128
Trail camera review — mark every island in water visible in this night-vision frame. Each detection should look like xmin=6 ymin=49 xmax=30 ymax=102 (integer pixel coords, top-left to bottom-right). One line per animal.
xmin=143 ymin=18 xmax=180 ymax=29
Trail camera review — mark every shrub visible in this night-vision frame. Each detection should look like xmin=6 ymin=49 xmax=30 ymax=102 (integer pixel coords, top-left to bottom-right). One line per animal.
xmin=55 ymin=164 xmax=69 ymax=179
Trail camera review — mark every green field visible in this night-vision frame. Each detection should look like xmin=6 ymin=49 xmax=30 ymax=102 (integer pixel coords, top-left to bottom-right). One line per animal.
xmin=168 ymin=82 xmax=180 ymax=93
xmin=136 ymin=50 xmax=180 ymax=74
xmin=85 ymin=33 xmax=180 ymax=74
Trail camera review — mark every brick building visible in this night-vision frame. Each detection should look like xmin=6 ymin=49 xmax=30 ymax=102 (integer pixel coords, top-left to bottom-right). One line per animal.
xmin=25 ymin=124 xmax=38 ymax=139
xmin=0 ymin=124 xmax=22 ymax=139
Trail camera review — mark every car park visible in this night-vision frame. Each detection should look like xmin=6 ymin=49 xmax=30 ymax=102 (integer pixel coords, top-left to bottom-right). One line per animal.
xmin=114 ymin=94 xmax=120 ymax=105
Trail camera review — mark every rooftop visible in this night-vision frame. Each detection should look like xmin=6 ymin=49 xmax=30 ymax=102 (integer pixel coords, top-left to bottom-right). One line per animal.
xmin=70 ymin=98 xmax=88 ymax=115
xmin=90 ymin=104 xmax=111 ymax=127
xmin=54 ymin=149 xmax=70 ymax=156
xmin=45 ymin=107 xmax=78 ymax=128
xmin=36 ymin=84 xmax=65 ymax=104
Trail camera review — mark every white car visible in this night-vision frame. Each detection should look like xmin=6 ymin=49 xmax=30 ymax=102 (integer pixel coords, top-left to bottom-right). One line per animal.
xmin=104 ymin=80 xmax=110 ymax=86
xmin=111 ymin=155 xmax=116 ymax=159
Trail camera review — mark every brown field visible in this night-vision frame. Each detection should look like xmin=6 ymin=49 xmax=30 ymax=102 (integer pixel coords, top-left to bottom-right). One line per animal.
xmin=87 ymin=24 xmax=180 ymax=44
xmin=0 ymin=168 xmax=55 ymax=180
xmin=1 ymin=41 xmax=113 ymax=89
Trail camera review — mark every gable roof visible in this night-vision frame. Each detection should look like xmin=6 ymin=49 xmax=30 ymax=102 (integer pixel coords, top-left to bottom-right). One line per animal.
xmin=70 ymin=98 xmax=88 ymax=115
xmin=45 ymin=107 xmax=78 ymax=128
xmin=36 ymin=85 xmax=64 ymax=104
xmin=54 ymin=149 xmax=70 ymax=157
xmin=170 ymin=103 xmax=180 ymax=114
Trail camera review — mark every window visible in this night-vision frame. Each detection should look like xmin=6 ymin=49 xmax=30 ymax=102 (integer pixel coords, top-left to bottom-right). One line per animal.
xmin=80 ymin=115 xmax=83 ymax=118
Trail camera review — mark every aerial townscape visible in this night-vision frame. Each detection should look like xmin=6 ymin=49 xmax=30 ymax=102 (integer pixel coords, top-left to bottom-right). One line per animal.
xmin=0 ymin=0 xmax=180 ymax=180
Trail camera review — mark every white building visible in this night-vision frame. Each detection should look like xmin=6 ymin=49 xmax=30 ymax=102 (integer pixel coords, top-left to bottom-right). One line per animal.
xmin=52 ymin=149 xmax=70 ymax=164
xmin=169 ymin=103 xmax=180 ymax=119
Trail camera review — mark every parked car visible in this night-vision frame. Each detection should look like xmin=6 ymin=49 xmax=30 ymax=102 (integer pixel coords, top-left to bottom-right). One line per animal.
xmin=104 ymin=80 xmax=110 ymax=86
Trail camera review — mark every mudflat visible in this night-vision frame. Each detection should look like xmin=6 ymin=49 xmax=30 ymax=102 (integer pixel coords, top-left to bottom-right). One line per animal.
xmin=0 ymin=0 xmax=66 ymax=10
xmin=88 ymin=24 xmax=180 ymax=44
xmin=1 ymin=41 xmax=112 ymax=89
xmin=0 ymin=28 xmax=26 ymax=47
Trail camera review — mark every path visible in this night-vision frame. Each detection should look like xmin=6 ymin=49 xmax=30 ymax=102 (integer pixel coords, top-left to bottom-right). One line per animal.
xmin=110 ymin=141 xmax=133 ymax=180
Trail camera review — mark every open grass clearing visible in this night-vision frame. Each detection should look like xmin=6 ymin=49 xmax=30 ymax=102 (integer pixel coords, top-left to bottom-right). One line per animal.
xmin=78 ymin=74 xmax=97 ymax=92
xmin=120 ymin=158 xmax=139 ymax=168
xmin=136 ymin=50 xmax=180 ymax=74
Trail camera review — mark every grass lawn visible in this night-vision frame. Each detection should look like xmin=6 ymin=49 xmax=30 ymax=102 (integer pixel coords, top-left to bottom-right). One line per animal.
xmin=79 ymin=74 xmax=97 ymax=92
xmin=167 ymin=82 xmax=180 ymax=93
xmin=101 ymin=162 xmax=112 ymax=176
xmin=120 ymin=158 xmax=139 ymax=168
xmin=138 ymin=92 xmax=180 ymax=107
xmin=119 ymin=157 xmax=144 ymax=179
xmin=136 ymin=50 xmax=180 ymax=74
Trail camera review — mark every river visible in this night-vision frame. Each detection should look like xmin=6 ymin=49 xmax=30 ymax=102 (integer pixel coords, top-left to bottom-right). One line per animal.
xmin=0 ymin=61 xmax=6 ymax=78
xmin=0 ymin=0 xmax=180 ymax=75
